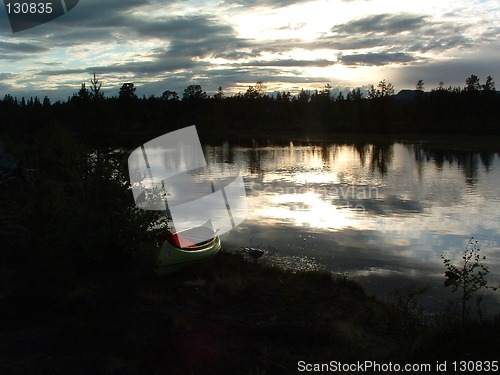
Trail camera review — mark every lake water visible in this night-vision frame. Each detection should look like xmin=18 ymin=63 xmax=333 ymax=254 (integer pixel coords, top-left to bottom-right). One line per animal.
xmin=201 ymin=140 xmax=500 ymax=315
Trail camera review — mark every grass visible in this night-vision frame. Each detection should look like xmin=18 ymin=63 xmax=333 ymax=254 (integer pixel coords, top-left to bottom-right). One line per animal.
xmin=2 ymin=243 xmax=500 ymax=374
xmin=0 ymin=250 xmax=393 ymax=373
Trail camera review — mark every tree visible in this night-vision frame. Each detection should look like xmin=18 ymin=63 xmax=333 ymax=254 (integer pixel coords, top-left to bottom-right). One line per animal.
xmin=245 ymin=81 xmax=266 ymax=99
xmin=255 ymin=81 xmax=266 ymax=95
xmin=368 ymin=84 xmax=378 ymax=99
xmin=368 ymin=79 xmax=395 ymax=99
xmin=182 ymin=85 xmax=207 ymax=101
xmin=465 ymin=74 xmax=481 ymax=92
xmin=90 ymin=73 xmax=104 ymax=101
xmin=346 ymin=88 xmax=363 ymax=101
xmin=441 ymin=237 xmax=498 ymax=324
xmin=245 ymin=86 xmax=259 ymax=99
xmin=275 ymin=91 xmax=291 ymax=102
xmin=213 ymin=86 xmax=225 ymax=100
xmin=281 ymin=91 xmax=292 ymax=102
xmin=161 ymin=90 xmax=179 ymax=101
xmin=319 ymin=84 xmax=332 ymax=100
xmin=482 ymin=75 xmax=495 ymax=92
xmin=119 ymin=83 xmax=137 ymax=100
xmin=416 ymin=80 xmax=424 ymax=91
xmin=297 ymin=89 xmax=311 ymax=103
xmin=42 ymin=96 xmax=51 ymax=108
xmin=3 ymin=94 xmax=15 ymax=106
xmin=77 ymin=82 xmax=90 ymax=101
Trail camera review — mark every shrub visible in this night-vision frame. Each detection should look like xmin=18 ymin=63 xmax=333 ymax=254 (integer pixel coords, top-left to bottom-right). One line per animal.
xmin=441 ymin=237 xmax=498 ymax=324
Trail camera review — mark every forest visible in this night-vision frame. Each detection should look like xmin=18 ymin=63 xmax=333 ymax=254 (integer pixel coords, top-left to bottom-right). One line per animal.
xmin=1 ymin=74 xmax=499 ymax=147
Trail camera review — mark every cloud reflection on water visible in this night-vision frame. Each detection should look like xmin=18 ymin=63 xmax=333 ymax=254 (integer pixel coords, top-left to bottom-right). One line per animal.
xmin=209 ymin=141 xmax=500 ymax=311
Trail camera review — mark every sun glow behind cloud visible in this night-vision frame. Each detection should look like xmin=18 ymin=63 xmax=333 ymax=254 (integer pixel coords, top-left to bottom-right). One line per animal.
xmin=230 ymin=1 xmax=341 ymax=42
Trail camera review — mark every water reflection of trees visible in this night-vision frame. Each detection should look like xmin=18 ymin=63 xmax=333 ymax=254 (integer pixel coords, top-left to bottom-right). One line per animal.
xmin=353 ymin=144 xmax=370 ymax=167
xmin=235 ymin=141 xmax=396 ymax=177
xmin=249 ymin=147 xmax=263 ymax=175
xmin=410 ymin=145 xmax=497 ymax=185
xmin=271 ymin=142 xmax=498 ymax=182
xmin=212 ymin=142 xmax=496 ymax=185
xmin=369 ymin=144 xmax=394 ymax=176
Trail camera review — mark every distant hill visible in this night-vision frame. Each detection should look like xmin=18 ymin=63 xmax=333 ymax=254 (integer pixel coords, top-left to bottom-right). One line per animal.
xmin=394 ymin=89 xmax=426 ymax=102
xmin=394 ymin=89 xmax=500 ymax=102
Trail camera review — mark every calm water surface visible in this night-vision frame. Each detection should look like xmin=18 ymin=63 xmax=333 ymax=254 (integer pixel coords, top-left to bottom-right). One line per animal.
xmin=203 ymin=141 xmax=500 ymax=313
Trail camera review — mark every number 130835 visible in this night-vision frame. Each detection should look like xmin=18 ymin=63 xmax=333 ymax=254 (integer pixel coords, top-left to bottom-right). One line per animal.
xmin=6 ymin=2 xmax=53 ymax=14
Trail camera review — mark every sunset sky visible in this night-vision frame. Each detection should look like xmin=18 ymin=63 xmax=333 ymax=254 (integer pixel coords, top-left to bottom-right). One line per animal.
xmin=1 ymin=0 xmax=499 ymax=100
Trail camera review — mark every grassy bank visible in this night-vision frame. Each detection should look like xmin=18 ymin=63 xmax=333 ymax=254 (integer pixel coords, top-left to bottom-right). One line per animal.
xmin=1 ymin=250 xmax=499 ymax=375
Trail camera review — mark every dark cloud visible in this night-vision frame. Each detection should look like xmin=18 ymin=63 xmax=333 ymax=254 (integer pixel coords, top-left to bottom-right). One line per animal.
xmin=339 ymin=52 xmax=416 ymax=66
xmin=0 ymin=41 xmax=49 ymax=61
xmin=37 ymin=14 xmax=250 ymax=78
xmin=394 ymin=47 xmax=500 ymax=90
xmin=137 ymin=16 xmax=249 ymax=62
xmin=0 ymin=41 xmax=48 ymax=54
xmin=53 ymin=0 xmax=158 ymax=27
xmin=311 ymin=37 xmax=385 ymax=51
xmin=333 ymin=13 xmax=425 ymax=35
xmin=212 ymin=50 xmax=260 ymax=60
xmin=135 ymin=15 xmax=233 ymax=40
xmin=49 ymin=12 xmax=329 ymax=92
xmin=325 ymin=13 xmax=473 ymax=54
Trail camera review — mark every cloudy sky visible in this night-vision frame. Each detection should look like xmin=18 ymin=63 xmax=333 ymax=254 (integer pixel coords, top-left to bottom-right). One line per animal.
xmin=0 ymin=0 xmax=499 ymax=100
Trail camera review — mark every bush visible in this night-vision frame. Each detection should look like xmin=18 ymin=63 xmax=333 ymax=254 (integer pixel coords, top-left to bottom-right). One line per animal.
xmin=441 ymin=237 xmax=498 ymax=324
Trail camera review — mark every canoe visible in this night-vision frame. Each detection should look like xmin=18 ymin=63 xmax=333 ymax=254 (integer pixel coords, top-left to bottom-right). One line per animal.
xmin=155 ymin=226 xmax=221 ymax=277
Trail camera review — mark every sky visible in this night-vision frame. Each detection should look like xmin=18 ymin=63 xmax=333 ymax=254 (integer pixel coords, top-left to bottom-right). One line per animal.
xmin=0 ymin=0 xmax=499 ymax=100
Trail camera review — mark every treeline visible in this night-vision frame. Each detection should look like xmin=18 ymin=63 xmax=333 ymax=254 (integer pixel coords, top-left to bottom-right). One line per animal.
xmin=1 ymin=74 xmax=499 ymax=145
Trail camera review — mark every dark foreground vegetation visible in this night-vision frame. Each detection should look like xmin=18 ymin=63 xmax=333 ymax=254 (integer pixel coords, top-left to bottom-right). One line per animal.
xmin=1 ymin=129 xmax=499 ymax=374
xmin=2 ymin=250 xmax=500 ymax=375
xmin=1 ymin=74 xmax=500 ymax=147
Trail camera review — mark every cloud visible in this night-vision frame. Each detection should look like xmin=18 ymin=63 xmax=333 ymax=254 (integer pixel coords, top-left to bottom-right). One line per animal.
xmin=0 ymin=41 xmax=48 ymax=54
xmin=220 ymin=0 xmax=305 ymax=8
xmin=36 ymin=11 xmax=335 ymax=93
xmin=36 ymin=14 xmax=250 ymax=77
xmin=138 ymin=16 xmax=249 ymax=63
xmin=325 ymin=13 xmax=473 ymax=53
xmin=0 ymin=41 xmax=50 ymax=62
xmin=394 ymin=44 xmax=500 ymax=89
xmin=339 ymin=52 xmax=416 ymax=66
xmin=275 ymin=22 xmax=307 ymax=31
xmin=236 ymin=59 xmax=335 ymax=68
xmin=332 ymin=13 xmax=425 ymax=35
